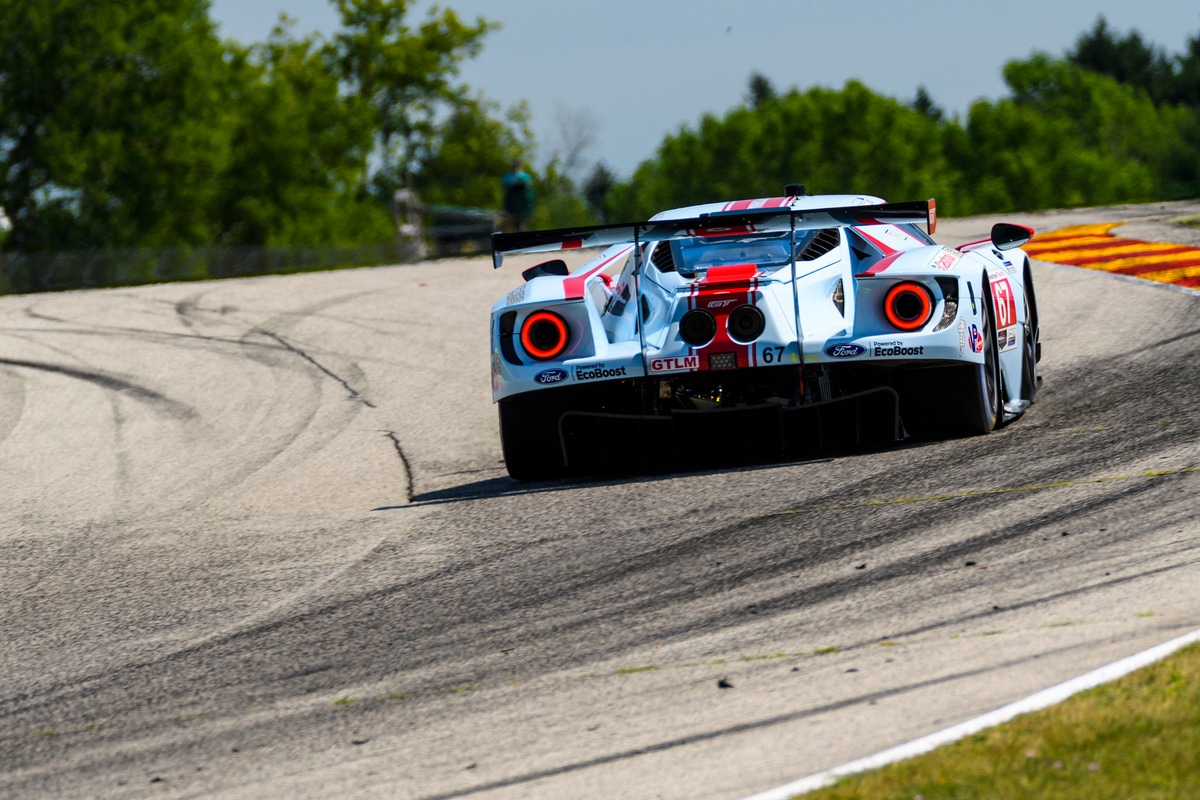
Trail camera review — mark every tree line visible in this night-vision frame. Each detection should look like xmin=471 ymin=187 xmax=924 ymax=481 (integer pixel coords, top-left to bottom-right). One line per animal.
xmin=602 ymin=18 xmax=1200 ymax=220
xmin=2 ymin=5 xmax=1198 ymax=268
xmin=0 ymin=0 xmax=508 ymax=254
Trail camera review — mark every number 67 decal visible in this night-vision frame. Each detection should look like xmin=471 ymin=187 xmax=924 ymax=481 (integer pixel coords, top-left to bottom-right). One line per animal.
xmin=760 ymin=345 xmax=785 ymax=363
xmin=990 ymin=269 xmax=1017 ymax=329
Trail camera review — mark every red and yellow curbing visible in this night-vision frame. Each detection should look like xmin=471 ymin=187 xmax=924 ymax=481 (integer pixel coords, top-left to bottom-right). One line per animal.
xmin=1024 ymin=223 xmax=1200 ymax=289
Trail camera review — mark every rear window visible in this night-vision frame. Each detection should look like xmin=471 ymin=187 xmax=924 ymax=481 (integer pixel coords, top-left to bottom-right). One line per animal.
xmin=671 ymin=232 xmax=825 ymax=278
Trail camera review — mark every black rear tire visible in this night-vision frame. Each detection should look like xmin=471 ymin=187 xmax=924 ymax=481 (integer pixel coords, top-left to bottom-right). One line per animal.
xmin=498 ymin=394 xmax=567 ymax=481
xmin=1024 ymin=260 xmax=1042 ymax=364
xmin=917 ymin=277 xmax=1001 ymax=437
xmin=958 ymin=279 xmax=1001 ymax=434
xmin=1019 ymin=284 xmax=1038 ymax=405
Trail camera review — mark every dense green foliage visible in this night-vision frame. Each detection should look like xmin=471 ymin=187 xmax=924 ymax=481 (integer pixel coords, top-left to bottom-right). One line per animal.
xmin=0 ymin=0 xmax=234 ymax=250
xmin=964 ymin=56 xmax=1197 ymax=211
xmin=604 ymin=20 xmax=1200 ymax=221
xmin=0 ymin=6 xmax=1198 ymax=281
xmin=0 ymin=0 xmax=516 ymax=256
xmin=607 ymin=80 xmax=963 ymax=218
xmin=410 ymin=96 xmax=531 ymax=209
xmin=217 ymin=27 xmax=382 ymax=247
xmin=331 ymin=0 xmax=494 ymax=201
xmin=1067 ymin=17 xmax=1200 ymax=107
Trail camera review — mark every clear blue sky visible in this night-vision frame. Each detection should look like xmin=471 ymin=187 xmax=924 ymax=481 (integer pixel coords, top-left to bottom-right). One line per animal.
xmin=209 ymin=0 xmax=1200 ymax=178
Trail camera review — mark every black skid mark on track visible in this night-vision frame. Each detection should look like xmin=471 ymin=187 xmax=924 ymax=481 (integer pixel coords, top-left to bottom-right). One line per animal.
xmin=238 ymin=325 xmax=418 ymax=500
xmin=0 ymin=357 xmax=197 ymax=420
xmin=254 ymin=328 xmax=376 ymax=408
xmin=174 ymin=292 xmax=241 ymax=333
xmin=608 ymin=459 xmax=1195 ymax=643
xmin=413 ymin=636 xmax=1122 ymax=800
xmin=174 ymin=295 xmax=203 ymax=332
xmin=384 ymin=430 xmax=416 ymax=502
xmin=6 ymin=299 xmax=257 ymax=350
xmin=22 ymin=304 xmax=69 ymax=323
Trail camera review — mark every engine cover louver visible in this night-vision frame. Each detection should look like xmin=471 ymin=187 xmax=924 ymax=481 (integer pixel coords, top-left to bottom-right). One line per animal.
xmin=798 ymin=228 xmax=840 ymax=261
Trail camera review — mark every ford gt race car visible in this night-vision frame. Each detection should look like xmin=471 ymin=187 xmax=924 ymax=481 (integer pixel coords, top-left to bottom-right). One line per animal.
xmin=489 ymin=189 xmax=1040 ymax=480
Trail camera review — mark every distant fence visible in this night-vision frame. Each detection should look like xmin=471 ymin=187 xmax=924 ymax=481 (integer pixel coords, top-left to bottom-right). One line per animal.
xmin=0 ymin=243 xmax=402 ymax=294
xmin=0 ymin=196 xmax=500 ymax=296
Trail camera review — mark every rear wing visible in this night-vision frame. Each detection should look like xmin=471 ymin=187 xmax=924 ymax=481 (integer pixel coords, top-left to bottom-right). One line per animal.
xmin=491 ymin=199 xmax=936 ymax=269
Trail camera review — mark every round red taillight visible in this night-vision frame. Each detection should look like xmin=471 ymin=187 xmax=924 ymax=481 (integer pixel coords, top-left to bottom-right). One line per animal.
xmin=884 ymin=282 xmax=933 ymax=331
xmin=520 ymin=310 xmax=569 ymax=360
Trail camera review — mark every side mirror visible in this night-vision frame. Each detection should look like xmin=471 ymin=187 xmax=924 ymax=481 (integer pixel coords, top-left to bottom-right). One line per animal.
xmin=991 ymin=222 xmax=1034 ymax=251
xmin=522 ymin=258 xmax=570 ymax=282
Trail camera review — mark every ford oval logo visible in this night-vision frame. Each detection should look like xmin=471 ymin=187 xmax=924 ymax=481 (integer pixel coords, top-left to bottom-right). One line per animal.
xmin=534 ymin=368 xmax=569 ymax=384
xmin=824 ymin=343 xmax=866 ymax=358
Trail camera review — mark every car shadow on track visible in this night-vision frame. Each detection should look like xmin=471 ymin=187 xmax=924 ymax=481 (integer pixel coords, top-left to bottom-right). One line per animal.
xmin=372 ymin=441 xmax=947 ymax=510
xmin=374 ymin=474 xmax=628 ymax=509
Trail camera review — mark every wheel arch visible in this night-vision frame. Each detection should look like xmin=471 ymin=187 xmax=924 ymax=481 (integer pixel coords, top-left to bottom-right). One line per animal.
xmin=1023 ymin=257 xmax=1041 ymax=362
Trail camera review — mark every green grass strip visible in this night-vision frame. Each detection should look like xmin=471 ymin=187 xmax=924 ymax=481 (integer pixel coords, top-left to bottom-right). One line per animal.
xmin=798 ymin=643 xmax=1200 ymax=799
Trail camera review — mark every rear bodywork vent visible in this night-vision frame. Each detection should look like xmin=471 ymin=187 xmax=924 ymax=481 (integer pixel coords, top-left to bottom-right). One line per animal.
xmin=651 ymin=242 xmax=677 ymax=272
xmin=798 ymin=228 xmax=840 ymax=261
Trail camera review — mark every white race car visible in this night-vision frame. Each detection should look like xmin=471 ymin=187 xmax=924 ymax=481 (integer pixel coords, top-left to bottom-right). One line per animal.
xmin=489 ymin=188 xmax=1039 ymax=480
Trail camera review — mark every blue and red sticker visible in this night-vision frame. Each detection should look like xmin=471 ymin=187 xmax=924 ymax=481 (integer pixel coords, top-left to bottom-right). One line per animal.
xmin=968 ymin=324 xmax=984 ymax=353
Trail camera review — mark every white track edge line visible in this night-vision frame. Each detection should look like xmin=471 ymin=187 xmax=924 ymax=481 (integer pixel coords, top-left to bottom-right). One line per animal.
xmin=741 ymin=628 xmax=1200 ymax=800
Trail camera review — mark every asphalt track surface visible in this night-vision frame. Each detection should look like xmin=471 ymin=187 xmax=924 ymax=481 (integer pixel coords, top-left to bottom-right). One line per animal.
xmin=2 ymin=202 xmax=1199 ymax=799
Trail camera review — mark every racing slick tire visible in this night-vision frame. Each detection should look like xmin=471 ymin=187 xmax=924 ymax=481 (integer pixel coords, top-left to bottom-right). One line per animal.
xmin=1022 ymin=291 xmax=1041 ymax=402
xmin=498 ymin=394 xmax=566 ymax=481
xmin=932 ymin=276 xmax=1002 ymax=437
xmin=1020 ymin=262 xmax=1041 ymax=404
